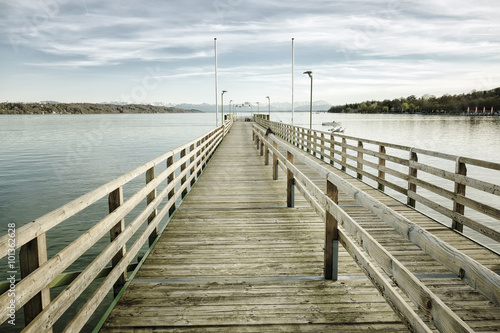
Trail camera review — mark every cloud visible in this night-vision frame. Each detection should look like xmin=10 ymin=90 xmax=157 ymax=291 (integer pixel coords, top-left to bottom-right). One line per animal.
xmin=1 ymin=0 xmax=499 ymax=103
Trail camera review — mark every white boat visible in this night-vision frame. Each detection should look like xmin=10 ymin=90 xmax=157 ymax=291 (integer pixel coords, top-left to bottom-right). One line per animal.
xmin=322 ymin=121 xmax=340 ymax=126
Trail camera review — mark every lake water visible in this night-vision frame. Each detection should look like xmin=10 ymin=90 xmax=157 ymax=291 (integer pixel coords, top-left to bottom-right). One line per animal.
xmin=0 ymin=111 xmax=499 ymax=330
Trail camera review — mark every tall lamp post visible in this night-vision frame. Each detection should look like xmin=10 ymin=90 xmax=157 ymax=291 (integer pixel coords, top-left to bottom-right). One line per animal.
xmin=266 ymin=96 xmax=270 ymax=120
xmin=256 ymin=102 xmax=260 ymax=114
xmin=303 ymin=71 xmax=313 ymax=129
xmin=221 ymin=90 xmax=227 ymax=122
xmin=229 ymin=99 xmax=233 ymax=119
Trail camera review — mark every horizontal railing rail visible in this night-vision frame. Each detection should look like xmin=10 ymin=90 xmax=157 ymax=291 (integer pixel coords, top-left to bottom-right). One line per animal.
xmin=0 ymin=117 xmax=233 ymax=331
xmin=253 ymin=123 xmax=500 ymax=333
xmin=254 ymin=117 xmax=500 ymax=244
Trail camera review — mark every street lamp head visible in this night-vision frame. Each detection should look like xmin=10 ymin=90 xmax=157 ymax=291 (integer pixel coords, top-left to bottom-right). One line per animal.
xmin=303 ymin=71 xmax=312 ymax=78
xmin=222 ymin=90 xmax=227 ymax=94
xmin=266 ymin=96 xmax=270 ymax=100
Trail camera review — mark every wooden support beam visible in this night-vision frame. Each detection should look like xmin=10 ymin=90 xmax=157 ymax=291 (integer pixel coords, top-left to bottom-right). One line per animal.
xmin=190 ymin=143 xmax=196 ymax=187
xmin=320 ymin=133 xmax=325 ymax=161
xmin=357 ymin=141 xmax=363 ymax=180
xmin=260 ymin=136 xmax=264 ymax=156
xmin=341 ymin=138 xmax=347 ymax=172
xmin=330 ymin=133 xmax=335 ymax=166
xmin=167 ymin=155 xmax=176 ymax=216
xmin=19 ymin=233 xmax=51 ymax=330
xmin=408 ymin=149 xmax=418 ymax=207
xmin=452 ymin=157 xmax=467 ymax=232
xmin=307 ymin=129 xmax=311 ymax=154
xmin=196 ymin=139 xmax=202 ymax=177
xmin=264 ymin=133 xmax=269 ymax=165
xmin=272 ymin=141 xmax=279 ymax=180
xmin=378 ymin=145 xmax=386 ymax=191
xmin=146 ymin=167 xmax=158 ymax=246
xmin=108 ymin=187 xmax=126 ymax=297
xmin=324 ymin=180 xmax=339 ymax=280
xmin=181 ymin=148 xmax=187 ymax=199
xmin=287 ymin=151 xmax=295 ymax=208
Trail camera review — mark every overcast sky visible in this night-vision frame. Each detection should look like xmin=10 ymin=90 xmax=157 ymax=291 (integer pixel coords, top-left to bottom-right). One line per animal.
xmin=1 ymin=0 xmax=499 ymax=106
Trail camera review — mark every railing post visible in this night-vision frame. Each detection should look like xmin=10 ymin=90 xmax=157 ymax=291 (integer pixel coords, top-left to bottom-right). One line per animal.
xmin=201 ymin=137 xmax=207 ymax=173
xmin=264 ymin=132 xmax=269 ymax=165
xmin=341 ymin=138 xmax=347 ymax=172
xmin=20 ymin=233 xmax=51 ymax=330
xmin=108 ymin=187 xmax=126 ymax=297
xmin=325 ymin=179 xmax=339 ymax=281
xmin=190 ymin=143 xmax=196 ymax=187
xmin=287 ymin=151 xmax=295 ymax=207
xmin=452 ymin=157 xmax=467 ymax=232
xmin=167 ymin=155 xmax=176 ymax=215
xmin=300 ymin=128 xmax=305 ymax=150
xmin=260 ymin=134 xmax=264 ymax=156
xmin=146 ymin=167 xmax=158 ymax=246
xmin=378 ymin=145 xmax=386 ymax=191
xmin=330 ymin=133 xmax=335 ymax=166
xmin=320 ymin=133 xmax=325 ymax=160
xmin=307 ymin=129 xmax=311 ymax=153
xmin=180 ymin=148 xmax=188 ymax=199
xmin=196 ymin=139 xmax=202 ymax=177
xmin=408 ymin=148 xmax=418 ymax=208
xmin=298 ymin=127 xmax=301 ymax=148
xmin=272 ymin=140 xmax=279 ymax=180
xmin=357 ymin=141 xmax=363 ymax=180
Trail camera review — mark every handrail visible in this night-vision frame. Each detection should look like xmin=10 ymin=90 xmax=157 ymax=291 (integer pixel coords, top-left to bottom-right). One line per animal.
xmin=0 ymin=117 xmax=234 ymax=331
xmin=253 ymin=123 xmax=498 ymax=333
xmin=254 ymin=117 xmax=500 ymax=243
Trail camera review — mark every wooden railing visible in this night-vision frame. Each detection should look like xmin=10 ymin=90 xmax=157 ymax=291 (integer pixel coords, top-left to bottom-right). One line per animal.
xmin=0 ymin=118 xmax=233 ymax=332
xmin=253 ymin=123 xmax=500 ymax=333
xmin=254 ymin=117 xmax=500 ymax=244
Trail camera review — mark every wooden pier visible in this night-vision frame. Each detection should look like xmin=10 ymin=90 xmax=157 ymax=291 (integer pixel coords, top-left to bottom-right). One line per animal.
xmin=1 ymin=117 xmax=499 ymax=332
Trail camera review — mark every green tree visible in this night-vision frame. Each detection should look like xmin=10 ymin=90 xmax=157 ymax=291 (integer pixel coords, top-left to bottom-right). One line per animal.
xmin=401 ymin=102 xmax=409 ymax=112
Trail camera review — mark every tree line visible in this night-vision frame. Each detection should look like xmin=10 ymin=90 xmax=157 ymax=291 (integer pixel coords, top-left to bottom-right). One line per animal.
xmin=327 ymin=87 xmax=500 ymax=114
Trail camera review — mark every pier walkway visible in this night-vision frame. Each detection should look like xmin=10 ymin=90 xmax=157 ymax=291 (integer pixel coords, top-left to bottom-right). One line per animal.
xmin=100 ymin=121 xmax=500 ymax=332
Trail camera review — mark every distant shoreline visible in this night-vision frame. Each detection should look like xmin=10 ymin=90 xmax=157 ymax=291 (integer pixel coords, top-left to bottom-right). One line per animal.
xmin=0 ymin=102 xmax=203 ymax=115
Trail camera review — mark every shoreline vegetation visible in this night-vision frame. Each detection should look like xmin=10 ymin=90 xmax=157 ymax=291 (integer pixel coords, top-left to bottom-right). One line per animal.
xmin=0 ymin=102 xmax=202 ymax=115
xmin=327 ymin=87 xmax=500 ymax=115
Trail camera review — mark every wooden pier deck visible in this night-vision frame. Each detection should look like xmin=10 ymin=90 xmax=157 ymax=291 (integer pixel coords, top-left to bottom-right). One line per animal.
xmin=100 ymin=121 xmax=500 ymax=332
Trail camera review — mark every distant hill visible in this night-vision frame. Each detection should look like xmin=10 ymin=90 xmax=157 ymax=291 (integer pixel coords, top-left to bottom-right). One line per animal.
xmin=0 ymin=103 xmax=202 ymax=115
xmin=172 ymin=100 xmax=332 ymax=112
